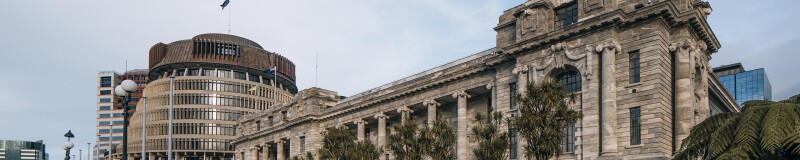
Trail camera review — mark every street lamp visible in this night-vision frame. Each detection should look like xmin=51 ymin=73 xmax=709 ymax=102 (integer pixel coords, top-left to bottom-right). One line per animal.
xmin=64 ymin=130 xmax=75 ymax=160
xmin=115 ymin=79 xmax=137 ymax=160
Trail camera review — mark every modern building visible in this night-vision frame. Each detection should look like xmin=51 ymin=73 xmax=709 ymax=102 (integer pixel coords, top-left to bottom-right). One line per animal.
xmin=122 ymin=33 xmax=297 ymax=160
xmin=96 ymin=70 xmax=148 ymax=160
xmin=0 ymin=140 xmax=46 ymax=160
xmin=713 ymin=63 xmax=772 ymax=106
xmin=231 ymin=0 xmax=740 ymax=160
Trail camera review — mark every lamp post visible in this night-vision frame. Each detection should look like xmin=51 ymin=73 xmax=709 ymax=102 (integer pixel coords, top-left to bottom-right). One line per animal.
xmin=88 ymin=143 xmax=92 ymax=160
xmin=141 ymin=97 xmax=147 ymax=160
xmin=64 ymin=130 xmax=75 ymax=160
xmin=115 ymin=80 xmax=138 ymax=160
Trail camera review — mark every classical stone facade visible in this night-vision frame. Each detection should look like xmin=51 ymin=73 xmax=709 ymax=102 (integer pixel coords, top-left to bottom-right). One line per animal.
xmin=232 ymin=0 xmax=739 ymax=159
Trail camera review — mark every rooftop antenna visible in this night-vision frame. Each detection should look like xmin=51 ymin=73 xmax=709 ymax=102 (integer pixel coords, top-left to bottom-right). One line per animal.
xmin=125 ymin=60 xmax=128 ymax=73
xmin=228 ymin=4 xmax=231 ymax=34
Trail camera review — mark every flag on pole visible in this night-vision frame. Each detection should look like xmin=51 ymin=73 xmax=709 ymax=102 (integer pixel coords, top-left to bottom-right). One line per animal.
xmin=220 ymin=0 xmax=230 ymax=10
xmin=248 ymin=85 xmax=258 ymax=92
xmin=265 ymin=66 xmax=277 ymax=75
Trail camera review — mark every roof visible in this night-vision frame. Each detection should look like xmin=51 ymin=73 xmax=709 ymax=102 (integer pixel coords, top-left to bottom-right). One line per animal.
xmin=712 ymin=62 xmax=744 ymax=72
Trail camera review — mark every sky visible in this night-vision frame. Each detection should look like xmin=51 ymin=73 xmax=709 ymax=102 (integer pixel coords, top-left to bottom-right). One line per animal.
xmin=0 ymin=0 xmax=797 ymax=158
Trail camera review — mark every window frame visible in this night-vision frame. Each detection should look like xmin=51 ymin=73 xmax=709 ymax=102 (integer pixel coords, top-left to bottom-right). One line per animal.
xmin=555 ymin=1 xmax=579 ymax=28
xmin=629 ymin=51 xmax=641 ymax=84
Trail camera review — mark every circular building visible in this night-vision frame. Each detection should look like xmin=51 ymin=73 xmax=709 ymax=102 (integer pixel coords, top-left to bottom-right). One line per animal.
xmin=126 ymin=33 xmax=297 ymax=160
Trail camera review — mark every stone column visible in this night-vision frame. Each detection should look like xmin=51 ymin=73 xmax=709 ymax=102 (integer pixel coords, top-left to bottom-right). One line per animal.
xmin=251 ymin=147 xmax=259 ymax=160
xmin=276 ymin=140 xmax=285 ymax=160
xmin=148 ymin=155 xmax=154 ymax=160
xmin=512 ymin=65 xmax=529 ymax=93
xmin=374 ymin=113 xmax=388 ymax=148
xmin=355 ymin=119 xmax=367 ymax=141
xmin=453 ymin=91 xmax=471 ymax=159
xmin=596 ymin=41 xmax=621 ymax=155
xmin=396 ymin=106 xmax=413 ymax=123
xmin=423 ymin=99 xmax=441 ymax=126
xmin=670 ymin=39 xmax=697 ymax=151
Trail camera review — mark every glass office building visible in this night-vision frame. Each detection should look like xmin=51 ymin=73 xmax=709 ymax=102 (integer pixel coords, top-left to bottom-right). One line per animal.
xmin=0 ymin=140 xmax=46 ymax=160
xmin=714 ymin=63 xmax=772 ymax=106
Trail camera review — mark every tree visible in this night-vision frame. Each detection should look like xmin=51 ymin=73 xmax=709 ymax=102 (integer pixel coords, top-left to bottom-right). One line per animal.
xmin=512 ymin=80 xmax=582 ymax=160
xmin=423 ymin=119 xmax=457 ymax=160
xmin=387 ymin=116 xmax=456 ymax=160
xmin=674 ymin=94 xmax=800 ymax=160
xmin=471 ymin=111 xmax=509 ymax=160
xmin=318 ymin=127 xmax=382 ymax=160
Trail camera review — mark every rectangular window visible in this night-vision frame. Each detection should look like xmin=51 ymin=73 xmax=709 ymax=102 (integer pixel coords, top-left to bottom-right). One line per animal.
xmin=113 ymin=113 xmax=122 ymax=117
xmin=99 ymin=98 xmax=112 ymax=103
xmin=113 ymin=128 xmax=124 ymax=133
xmin=99 ymin=121 xmax=110 ymax=126
xmin=629 ymin=51 xmax=641 ymax=83
xmin=176 ymin=69 xmax=186 ymax=76
xmin=510 ymin=83 xmax=518 ymax=110
xmin=112 ymin=136 xmax=123 ymax=140
xmin=630 ymin=107 xmax=642 ymax=145
xmin=99 ymin=137 xmax=109 ymax=141
xmin=300 ymin=136 xmax=306 ymax=153
xmin=99 ymin=129 xmax=110 ymax=133
xmin=188 ymin=69 xmax=200 ymax=76
xmin=99 ymin=114 xmax=110 ymax=118
xmin=113 ymin=121 xmax=124 ymax=125
xmin=100 ymin=76 xmax=112 ymax=87
xmin=100 ymin=90 xmax=112 ymax=95
xmin=555 ymin=2 xmax=578 ymax=27
xmin=99 ymin=106 xmax=111 ymax=110
xmin=562 ymin=124 xmax=576 ymax=152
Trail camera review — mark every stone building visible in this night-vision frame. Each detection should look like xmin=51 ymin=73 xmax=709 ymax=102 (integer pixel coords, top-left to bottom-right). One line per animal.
xmin=232 ymin=0 xmax=739 ymax=159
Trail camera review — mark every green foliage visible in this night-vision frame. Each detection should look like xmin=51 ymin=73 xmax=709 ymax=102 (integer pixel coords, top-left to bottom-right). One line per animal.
xmin=387 ymin=117 xmax=426 ymax=160
xmin=423 ymin=118 xmax=457 ymax=160
xmin=318 ymin=127 xmax=382 ymax=160
xmin=471 ymin=111 xmax=509 ymax=160
xmin=387 ymin=116 xmax=456 ymax=160
xmin=674 ymin=96 xmax=800 ymax=160
xmin=512 ymin=80 xmax=582 ymax=160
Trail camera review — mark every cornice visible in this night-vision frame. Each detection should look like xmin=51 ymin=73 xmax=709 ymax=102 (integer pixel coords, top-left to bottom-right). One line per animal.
xmin=501 ymin=1 xmax=720 ymax=56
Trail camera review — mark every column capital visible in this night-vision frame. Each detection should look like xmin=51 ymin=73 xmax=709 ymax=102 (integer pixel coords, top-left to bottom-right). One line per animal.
xmin=512 ymin=64 xmax=529 ymax=75
xmin=396 ymin=106 xmax=413 ymax=113
xmin=486 ymin=79 xmax=495 ymax=89
xmin=452 ymin=90 xmax=471 ymax=99
xmin=669 ymin=39 xmax=695 ymax=53
xmin=422 ymin=99 xmax=440 ymax=108
xmin=595 ymin=40 xmax=622 ymax=54
xmin=353 ymin=119 xmax=368 ymax=125
xmin=276 ymin=139 xmax=285 ymax=144
xmin=374 ymin=113 xmax=387 ymax=119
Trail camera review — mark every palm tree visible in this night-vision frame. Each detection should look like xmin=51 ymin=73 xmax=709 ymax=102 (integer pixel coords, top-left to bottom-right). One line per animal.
xmin=387 ymin=116 xmax=456 ymax=160
xmin=512 ymin=80 xmax=582 ymax=160
xmin=318 ymin=127 xmax=382 ymax=160
xmin=423 ymin=118 xmax=457 ymax=160
xmin=674 ymin=95 xmax=800 ymax=160
xmin=387 ymin=117 xmax=426 ymax=160
xmin=471 ymin=111 xmax=509 ymax=160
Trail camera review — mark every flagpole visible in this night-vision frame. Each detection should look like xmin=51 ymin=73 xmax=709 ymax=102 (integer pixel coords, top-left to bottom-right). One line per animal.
xmin=228 ymin=3 xmax=231 ymax=34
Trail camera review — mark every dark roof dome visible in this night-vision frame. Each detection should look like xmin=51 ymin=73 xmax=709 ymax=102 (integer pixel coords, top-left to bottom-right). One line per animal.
xmin=192 ymin=33 xmax=263 ymax=49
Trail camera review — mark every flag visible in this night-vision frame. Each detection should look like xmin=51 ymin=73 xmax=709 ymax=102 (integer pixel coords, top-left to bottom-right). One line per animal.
xmin=265 ymin=66 xmax=277 ymax=75
xmin=248 ymin=85 xmax=258 ymax=92
xmin=220 ymin=0 xmax=230 ymax=10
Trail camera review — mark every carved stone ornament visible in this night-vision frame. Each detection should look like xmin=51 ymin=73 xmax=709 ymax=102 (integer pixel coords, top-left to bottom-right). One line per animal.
xmin=423 ymin=98 xmax=440 ymax=107
xmin=374 ymin=113 xmax=387 ymax=119
xmin=594 ymin=40 xmax=622 ymax=54
xmin=452 ymin=90 xmax=472 ymax=99
xmin=486 ymin=79 xmax=496 ymax=89
xmin=396 ymin=106 xmax=413 ymax=113
xmin=669 ymin=39 xmax=695 ymax=52
xmin=512 ymin=64 xmax=530 ymax=75
xmin=353 ymin=119 xmax=367 ymax=125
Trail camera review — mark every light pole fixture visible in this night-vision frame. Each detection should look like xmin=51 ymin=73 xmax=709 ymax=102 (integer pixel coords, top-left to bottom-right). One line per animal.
xmin=141 ymin=97 xmax=147 ymax=160
xmin=64 ymin=130 xmax=75 ymax=160
xmin=115 ymin=79 xmax=138 ymax=160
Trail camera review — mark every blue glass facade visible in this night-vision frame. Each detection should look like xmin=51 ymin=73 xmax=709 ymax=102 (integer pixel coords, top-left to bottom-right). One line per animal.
xmin=718 ymin=68 xmax=772 ymax=106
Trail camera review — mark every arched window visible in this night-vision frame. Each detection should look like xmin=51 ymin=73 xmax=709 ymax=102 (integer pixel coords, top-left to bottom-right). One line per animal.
xmin=558 ymin=70 xmax=582 ymax=92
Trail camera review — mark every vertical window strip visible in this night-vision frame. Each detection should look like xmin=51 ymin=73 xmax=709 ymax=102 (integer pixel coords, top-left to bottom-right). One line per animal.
xmin=630 ymin=51 xmax=641 ymax=83
xmin=630 ymin=107 xmax=641 ymax=145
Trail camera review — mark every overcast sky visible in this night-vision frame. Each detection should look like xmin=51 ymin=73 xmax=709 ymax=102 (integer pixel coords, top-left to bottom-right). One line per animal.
xmin=0 ymin=0 xmax=797 ymax=157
